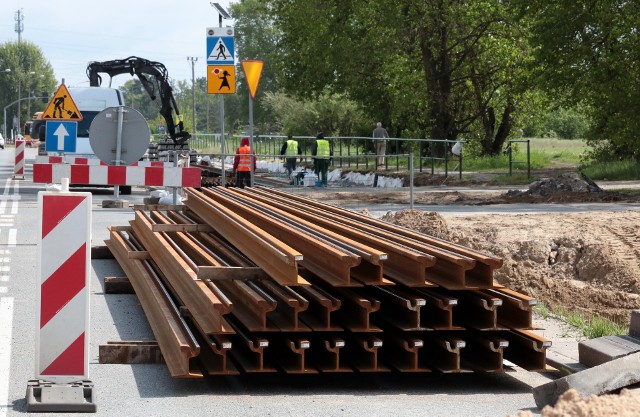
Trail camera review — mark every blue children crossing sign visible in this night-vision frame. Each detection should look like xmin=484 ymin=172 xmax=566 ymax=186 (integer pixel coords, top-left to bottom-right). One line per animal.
xmin=207 ymin=27 xmax=234 ymax=65
xmin=45 ymin=121 xmax=78 ymax=152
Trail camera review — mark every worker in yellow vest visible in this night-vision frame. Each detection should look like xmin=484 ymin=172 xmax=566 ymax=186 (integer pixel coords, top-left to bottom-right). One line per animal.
xmin=280 ymin=134 xmax=302 ymax=183
xmin=311 ymin=132 xmax=332 ymax=186
xmin=233 ymin=137 xmax=256 ymax=188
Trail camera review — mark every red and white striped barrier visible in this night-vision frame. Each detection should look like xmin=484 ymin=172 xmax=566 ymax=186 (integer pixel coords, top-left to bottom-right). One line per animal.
xmin=35 ymin=155 xmax=176 ymax=168
xmin=13 ymin=139 xmax=25 ymax=179
xmin=33 ymin=163 xmax=201 ymax=187
xmin=36 ymin=189 xmax=91 ymax=383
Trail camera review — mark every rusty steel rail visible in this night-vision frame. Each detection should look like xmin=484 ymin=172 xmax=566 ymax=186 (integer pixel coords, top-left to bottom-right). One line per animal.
xmin=244 ymin=187 xmax=475 ymax=288
xmin=381 ymin=336 xmax=430 ymax=373
xmin=130 ymin=211 xmax=233 ymax=335
xmin=309 ymin=337 xmax=351 ymax=372
xmin=423 ymin=335 xmax=469 ymax=373
xmin=501 ymin=329 xmax=552 ymax=371
xmin=231 ymin=187 xmax=441 ymax=287
xmin=269 ymin=338 xmax=318 ymax=374
xmin=484 ymin=287 xmax=537 ymax=330
xmin=297 ymin=285 xmax=343 ymax=331
xmin=344 ymin=335 xmax=389 ymax=372
xmin=258 ymin=187 xmax=502 ymax=288
xmin=106 ymin=227 xmax=203 ymax=378
xmin=325 ymin=285 xmax=382 ymax=332
xmin=226 ymin=318 xmax=276 ymax=373
xmin=184 ymin=188 xmax=306 ymax=285
xmin=460 ymin=333 xmax=509 ymax=372
xmin=190 ymin=326 xmax=239 ymax=375
xmin=202 ymin=187 xmax=384 ymax=286
xmin=366 ymin=286 xmax=461 ymax=331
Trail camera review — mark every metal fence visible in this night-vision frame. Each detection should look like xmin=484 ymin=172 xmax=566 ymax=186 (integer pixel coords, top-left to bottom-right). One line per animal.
xmin=161 ymin=133 xmax=465 ymax=179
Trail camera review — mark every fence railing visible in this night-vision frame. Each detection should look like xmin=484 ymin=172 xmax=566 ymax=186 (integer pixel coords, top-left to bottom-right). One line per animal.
xmin=164 ymin=133 xmax=464 ymax=180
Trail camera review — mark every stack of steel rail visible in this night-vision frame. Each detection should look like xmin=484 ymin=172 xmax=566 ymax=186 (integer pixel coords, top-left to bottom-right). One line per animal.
xmin=105 ymin=186 xmax=551 ymax=378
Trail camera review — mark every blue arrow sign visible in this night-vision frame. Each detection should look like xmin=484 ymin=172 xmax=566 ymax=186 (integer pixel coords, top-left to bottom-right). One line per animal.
xmin=45 ymin=121 xmax=77 ymax=152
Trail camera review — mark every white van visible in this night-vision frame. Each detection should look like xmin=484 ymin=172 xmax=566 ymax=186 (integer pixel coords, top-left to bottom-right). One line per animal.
xmin=67 ymin=87 xmax=125 ymax=155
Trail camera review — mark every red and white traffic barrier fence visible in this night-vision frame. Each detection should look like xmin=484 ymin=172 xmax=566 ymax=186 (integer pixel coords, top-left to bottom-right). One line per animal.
xmin=35 ymin=155 xmax=176 ymax=168
xmin=26 ymin=179 xmax=96 ymax=412
xmin=33 ymin=163 xmax=201 ymax=188
xmin=13 ymin=139 xmax=25 ymax=179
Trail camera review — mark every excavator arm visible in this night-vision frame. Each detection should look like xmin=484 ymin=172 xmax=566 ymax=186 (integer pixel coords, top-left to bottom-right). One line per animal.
xmin=86 ymin=56 xmax=191 ymax=144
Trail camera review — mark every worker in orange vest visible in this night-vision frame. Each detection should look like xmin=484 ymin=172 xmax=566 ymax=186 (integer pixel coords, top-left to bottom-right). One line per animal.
xmin=233 ymin=137 xmax=256 ymax=188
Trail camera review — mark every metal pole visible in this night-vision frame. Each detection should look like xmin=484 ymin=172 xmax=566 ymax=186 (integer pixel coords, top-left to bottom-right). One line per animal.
xmin=187 ymin=57 xmax=198 ymax=136
xmin=249 ymin=95 xmax=254 ymax=187
xmin=410 ymin=153 xmax=414 ymax=209
xmin=113 ymin=105 xmax=125 ymax=198
xmin=221 ymin=96 xmax=226 ymax=186
xmin=527 ymin=139 xmax=531 ymax=179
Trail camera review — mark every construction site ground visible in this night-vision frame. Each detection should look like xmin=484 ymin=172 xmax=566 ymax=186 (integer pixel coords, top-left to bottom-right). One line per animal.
xmin=5 ymin=149 xmax=639 ymax=416
xmin=289 ymin=172 xmax=640 ymax=327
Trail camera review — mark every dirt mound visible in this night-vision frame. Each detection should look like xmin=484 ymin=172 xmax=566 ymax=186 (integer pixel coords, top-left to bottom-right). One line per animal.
xmin=379 ymin=210 xmax=450 ymax=239
xmin=512 ymin=388 xmax=640 ymax=416
xmin=382 ymin=210 xmax=640 ymax=325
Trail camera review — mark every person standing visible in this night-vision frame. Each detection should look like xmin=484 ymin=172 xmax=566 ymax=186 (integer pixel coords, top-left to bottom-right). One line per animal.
xmin=372 ymin=122 xmax=389 ymax=166
xmin=280 ymin=135 xmax=302 ymax=183
xmin=233 ymin=137 xmax=256 ymax=188
xmin=311 ymin=132 xmax=332 ymax=186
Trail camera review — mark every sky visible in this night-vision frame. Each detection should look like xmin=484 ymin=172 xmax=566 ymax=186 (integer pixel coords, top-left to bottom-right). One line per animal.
xmin=1 ymin=0 xmax=235 ymax=89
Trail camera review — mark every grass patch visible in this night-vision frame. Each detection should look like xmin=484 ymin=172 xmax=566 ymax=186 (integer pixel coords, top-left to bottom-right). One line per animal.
xmin=581 ymin=159 xmax=640 ymax=181
xmin=540 ymin=305 xmax=628 ymax=339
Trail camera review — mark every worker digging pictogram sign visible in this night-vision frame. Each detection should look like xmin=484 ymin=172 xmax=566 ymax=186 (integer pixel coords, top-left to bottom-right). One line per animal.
xmin=207 ymin=65 xmax=236 ymax=94
xmin=41 ymin=84 xmax=83 ymax=121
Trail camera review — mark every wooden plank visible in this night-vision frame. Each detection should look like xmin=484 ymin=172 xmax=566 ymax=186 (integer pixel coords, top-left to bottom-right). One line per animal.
xmin=104 ymin=276 xmax=135 ymax=294
xmin=98 ymin=341 xmax=163 ymax=364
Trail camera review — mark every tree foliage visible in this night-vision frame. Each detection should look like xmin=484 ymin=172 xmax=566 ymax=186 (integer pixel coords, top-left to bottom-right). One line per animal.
xmin=526 ymin=1 xmax=640 ymax=160
xmin=0 ymin=41 xmax=57 ymax=135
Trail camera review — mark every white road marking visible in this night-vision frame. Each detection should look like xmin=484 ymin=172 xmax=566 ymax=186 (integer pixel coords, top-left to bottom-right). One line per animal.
xmin=0 ymin=297 xmax=14 ymax=417
xmin=11 ymin=181 xmax=18 ymax=196
xmin=2 ymin=179 xmax=10 ymax=196
xmin=0 ymin=288 xmax=6 ymax=294
xmin=10 ymin=201 xmax=17 ymax=215
xmin=7 ymin=230 xmax=16 ymax=248
xmin=0 ymin=277 xmax=8 ymax=282
xmin=0 ymin=201 xmax=5 ymax=216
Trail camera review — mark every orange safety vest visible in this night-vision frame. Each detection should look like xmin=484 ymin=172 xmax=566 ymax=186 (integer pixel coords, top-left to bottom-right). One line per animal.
xmin=237 ymin=145 xmax=252 ymax=172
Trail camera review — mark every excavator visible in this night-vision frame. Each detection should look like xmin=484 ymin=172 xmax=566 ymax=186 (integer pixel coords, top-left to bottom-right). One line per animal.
xmin=86 ymin=56 xmax=191 ymax=144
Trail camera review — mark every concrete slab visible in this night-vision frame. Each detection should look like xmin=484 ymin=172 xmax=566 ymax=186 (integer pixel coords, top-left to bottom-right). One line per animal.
xmin=579 ymin=335 xmax=640 ymax=368
xmin=532 ymin=351 xmax=640 ymax=408
xmin=630 ymin=310 xmax=640 ymax=338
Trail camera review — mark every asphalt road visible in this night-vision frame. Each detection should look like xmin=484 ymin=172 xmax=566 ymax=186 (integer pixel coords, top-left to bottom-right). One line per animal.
xmin=0 ymin=148 xmax=585 ymax=417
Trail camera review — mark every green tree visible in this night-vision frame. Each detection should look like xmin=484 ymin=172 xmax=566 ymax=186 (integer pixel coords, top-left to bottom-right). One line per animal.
xmin=526 ymin=1 xmax=640 ymax=159
xmin=268 ymin=0 xmax=533 ymax=155
xmin=0 ymin=41 xmax=56 ymax=136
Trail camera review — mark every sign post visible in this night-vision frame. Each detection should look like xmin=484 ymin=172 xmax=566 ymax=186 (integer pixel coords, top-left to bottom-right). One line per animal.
xmin=207 ymin=25 xmax=235 ymax=187
xmin=241 ymin=60 xmax=264 ymax=188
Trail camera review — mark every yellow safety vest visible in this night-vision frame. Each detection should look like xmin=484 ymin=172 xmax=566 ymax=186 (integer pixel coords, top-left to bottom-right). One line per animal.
xmin=286 ymin=140 xmax=298 ymax=157
xmin=316 ymin=139 xmax=330 ymax=159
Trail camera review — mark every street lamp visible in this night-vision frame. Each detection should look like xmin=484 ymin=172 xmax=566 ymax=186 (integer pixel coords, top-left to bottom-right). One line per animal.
xmin=1 ymin=69 xmax=10 ymax=138
xmin=27 ymin=71 xmax=44 ymax=119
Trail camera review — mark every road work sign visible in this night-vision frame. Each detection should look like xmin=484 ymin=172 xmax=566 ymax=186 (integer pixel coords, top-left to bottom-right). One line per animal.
xmin=42 ymin=84 xmax=83 ymax=121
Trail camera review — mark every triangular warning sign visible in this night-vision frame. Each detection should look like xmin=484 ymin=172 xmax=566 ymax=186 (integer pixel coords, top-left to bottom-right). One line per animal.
xmin=42 ymin=84 xmax=83 ymax=121
xmin=241 ymin=60 xmax=264 ymax=100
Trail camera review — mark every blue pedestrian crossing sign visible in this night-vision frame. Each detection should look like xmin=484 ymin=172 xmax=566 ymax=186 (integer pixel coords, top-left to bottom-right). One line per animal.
xmin=45 ymin=121 xmax=78 ymax=152
xmin=207 ymin=27 xmax=234 ymax=65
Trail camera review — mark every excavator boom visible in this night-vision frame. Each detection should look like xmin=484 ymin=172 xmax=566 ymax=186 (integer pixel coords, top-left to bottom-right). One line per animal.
xmin=86 ymin=56 xmax=191 ymax=144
